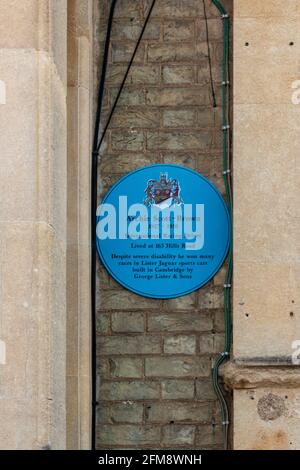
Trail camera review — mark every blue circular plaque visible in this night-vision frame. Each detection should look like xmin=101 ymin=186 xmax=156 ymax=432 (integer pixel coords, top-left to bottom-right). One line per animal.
xmin=96 ymin=165 xmax=230 ymax=298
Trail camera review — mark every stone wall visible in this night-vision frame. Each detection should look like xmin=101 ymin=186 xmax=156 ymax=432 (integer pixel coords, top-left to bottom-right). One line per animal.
xmin=0 ymin=0 xmax=68 ymax=449
xmin=231 ymin=0 xmax=300 ymax=450
xmin=0 ymin=0 xmax=93 ymax=450
xmin=95 ymin=0 xmax=233 ymax=449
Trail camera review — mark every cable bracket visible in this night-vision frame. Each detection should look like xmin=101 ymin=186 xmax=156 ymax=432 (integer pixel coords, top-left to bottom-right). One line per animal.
xmin=223 ymin=283 xmax=232 ymax=288
xmin=222 ymin=169 xmax=231 ymax=175
xmin=222 ymin=124 xmax=230 ymax=130
xmin=222 ymin=420 xmax=230 ymax=425
xmin=221 ymin=14 xmax=229 ymax=19
xmin=220 ymin=351 xmax=230 ymax=357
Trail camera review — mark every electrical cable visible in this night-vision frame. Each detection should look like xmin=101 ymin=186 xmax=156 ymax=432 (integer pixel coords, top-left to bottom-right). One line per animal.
xmin=91 ymin=0 xmax=118 ymax=451
xmin=203 ymin=0 xmax=217 ymax=108
xmin=210 ymin=0 xmax=232 ymax=450
xmin=97 ymin=0 xmax=157 ymax=153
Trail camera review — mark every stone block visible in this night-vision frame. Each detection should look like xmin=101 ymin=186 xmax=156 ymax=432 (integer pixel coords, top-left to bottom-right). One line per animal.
xmin=147 ymin=43 xmax=196 ymax=62
xmin=109 ymin=358 xmax=144 ymax=378
xmin=164 ymin=335 xmax=197 ymax=355
xmin=145 ymin=88 xmax=211 ymax=106
xmin=98 ymin=381 xmax=160 ymax=400
xmin=110 ymin=402 xmax=144 ymax=423
xmin=98 ymin=424 xmax=159 ymax=446
xmin=196 ymin=425 xmax=223 ymax=446
xmin=164 ymin=20 xmax=195 ymax=41
xmin=98 ymin=335 xmax=161 ymax=355
xmin=146 ymin=402 xmax=212 ymax=423
xmin=162 ymin=425 xmax=195 ymax=446
xmin=147 ymin=130 xmax=212 ymax=150
xmin=161 ymin=380 xmax=195 ymax=399
xmin=162 ymin=65 xmax=195 ymax=84
xmin=147 ymin=312 xmax=213 ymax=332
xmin=162 ymin=109 xmax=197 ymax=127
xmin=111 ymin=312 xmax=145 ymax=333
xmin=111 ymin=130 xmax=144 ymax=151
xmin=145 ymin=357 xmax=211 ymax=378
xmin=196 ymin=379 xmax=217 ymax=401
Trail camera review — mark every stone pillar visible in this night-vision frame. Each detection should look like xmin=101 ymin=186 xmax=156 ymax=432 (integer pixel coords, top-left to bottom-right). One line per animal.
xmin=66 ymin=0 xmax=92 ymax=450
xmin=0 ymin=1 xmax=68 ymax=449
xmin=230 ymin=0 xmax=300 ymax=449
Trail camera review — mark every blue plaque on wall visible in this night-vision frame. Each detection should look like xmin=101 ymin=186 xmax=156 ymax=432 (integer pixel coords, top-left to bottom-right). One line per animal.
xmin=96 ymin=164 xmax=230 ymax=299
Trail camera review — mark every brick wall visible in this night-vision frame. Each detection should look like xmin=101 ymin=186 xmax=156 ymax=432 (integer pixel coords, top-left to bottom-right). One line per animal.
xmin=95 ymin=0 xmax=232 ymax=449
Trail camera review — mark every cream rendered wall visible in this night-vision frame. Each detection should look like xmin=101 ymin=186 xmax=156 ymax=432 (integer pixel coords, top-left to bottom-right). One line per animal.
xmin=0 ymin=0 xmax=68 ymax=449
xmin=231 ymin=0 xmax=300 ymax=449
xmin=0 ymin=0 xmax=92 ymax=449
xmin=67 ymin=0 xmax=93 ymax=450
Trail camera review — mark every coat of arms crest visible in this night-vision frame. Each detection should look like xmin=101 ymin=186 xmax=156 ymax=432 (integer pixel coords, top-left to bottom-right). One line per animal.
xmin=144 ymin=173 xmax=183 ymax=208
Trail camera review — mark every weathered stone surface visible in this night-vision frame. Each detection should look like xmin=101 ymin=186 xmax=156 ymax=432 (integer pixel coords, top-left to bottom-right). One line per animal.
xmin=164 ymin=335 xmax=197 ymax=355
xmin=197 ymin=19 xmax=223 ymax=42
xmin=106 ymin=65 xmax=160 ymax=85
xmin=232 ymin=0 xmax=300 ymax=450
xmin=99 ymin=425 xmax=159 ymax=446
xmin=221 ymin=362 xmax=300 ymax=390
xmin=98 ymin=335 xmax=161 ymax=355
xmin=196 ymin=425 xmax=223 ymax=446
xmin=105 ymin=0 xmax=153 ymax=19
xmin=161 ymin=380 xmax=195 ymax=399
xmin=99 ymin=290 xmax=161 ymax=310
xmin=165 ymin=293 xmax=197 ymax=311
xmin=145 ymin=357 xmax=211 ymax=378
xmin=109 ymin=20 xmax=160 ymax=41
xmin=162 ymin=65 xmax=195 ymax=84
xmin=162 ymin=109 xmax=197 ymax=127
xmin=198 ymin=287 xmax=224 ymax=309
xmin=110 ymin=403 xmax=144 ymax=423
xmin=196 ymin=379 xmax=217 ymax=401
xmin=235 ymin=0 xmax=300 ymax=18
xmin=146 ymin=88 xmax=211 ymax=107
xmin=234 ymin=388 xmax=300 ymax=450
xmin=148 ymin=43 xmax=196 ymax=63
xmin=197 ymin=107 xmax=218 ymax=127
xmin=146 ymin=402 xmax=212 ymax=423
xmin=111 ymin=43 xmax=145 ymax=63
xmin=111 ymin=130 xmax=144 ymax=151
xmin=162 ymin=425 xmax=196 ymax=446
xmin=110 ymin=108 xmax=160 ymax=128
xmin=163 ymin=152 xmax=196 ymax=168
xmin=213 ymin=309 xmax=226 ymax=333
xmin=199 ymin=333 xmax=225 ymax=354
xmin=100 ymin=153 xmax=158 ymax=174
xmin=109 ymin=358 xmax=144 ymax=378
xmin=98 ymin=381 xmax=160 ymax=400
xmin=111 ymin=312 xmax=145 ymax=333
xmin=110 ymin=87 xmax=146 ymax=106
xmin=97 ymin=313 xmax=110 ymax=334
xmin=152 ymin=0 xmax=204 ymax=19
xmin=147 ymin=312 xmax=213 ymax=332
xmin=163 ymin=20 xmax=195 ymax=41
xmin=147 ymin=130 xmax=212 ymax=150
